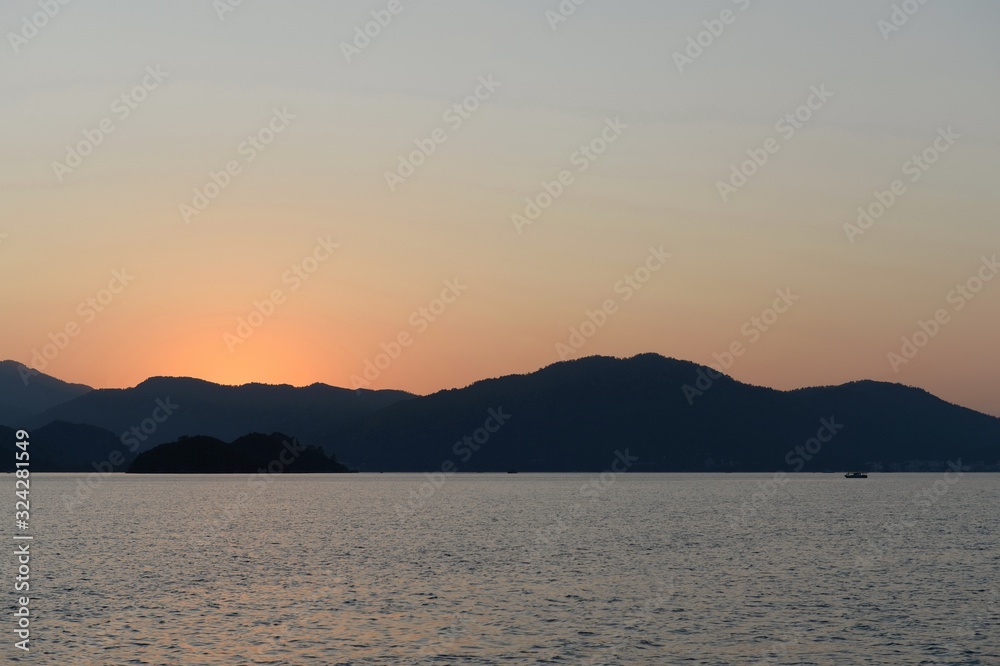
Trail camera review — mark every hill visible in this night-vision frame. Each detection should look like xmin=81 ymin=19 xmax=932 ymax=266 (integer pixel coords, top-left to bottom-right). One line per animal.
xmin=0 ymin=361 xmax=92 ymax=425
xmin=324 ymin=354 xmax=1000 ymax=472
xmin=24 ymin=376 xmax=414 ymax=452
xmin=128 ymin=432 xmax=352 ymax=473
xmin=1 ymin=421 xmax=125 ymax=472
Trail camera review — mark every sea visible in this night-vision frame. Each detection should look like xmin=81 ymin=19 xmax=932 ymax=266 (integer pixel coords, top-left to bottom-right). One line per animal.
xmin=17 ymin=473 xmax=999 ymax=665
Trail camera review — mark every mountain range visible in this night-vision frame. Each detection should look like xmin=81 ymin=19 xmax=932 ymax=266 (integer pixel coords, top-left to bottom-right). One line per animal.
xmin=21 ymin=374 xmax=412 ymax=453
xmin=2 ymin=355 xmax=998 ymax=472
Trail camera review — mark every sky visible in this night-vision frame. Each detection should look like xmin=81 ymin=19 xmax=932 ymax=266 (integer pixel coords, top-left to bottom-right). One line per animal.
xmin=2 ymin=0 xmax=998 ymax=416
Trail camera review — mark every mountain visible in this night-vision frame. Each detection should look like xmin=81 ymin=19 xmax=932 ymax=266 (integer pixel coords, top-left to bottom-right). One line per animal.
xmin=128 ymin=432 xmax=352 ymax=473
xmin=7 ymin=355 xmax=999 ymax=472
xmin=2 ymin=421 xmax=125 ymax=472
xmin=324 ymin=354 xmax=1000 ymax=472
xmin=24 ymin=377 xmax=415 ymax=452
xmin=0 ymin=361 xmax=92 ymax=425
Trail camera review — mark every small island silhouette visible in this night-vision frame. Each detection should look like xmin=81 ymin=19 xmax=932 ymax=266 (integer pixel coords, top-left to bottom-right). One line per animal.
xmin=127 ymin=432 xmax=353 ymax=474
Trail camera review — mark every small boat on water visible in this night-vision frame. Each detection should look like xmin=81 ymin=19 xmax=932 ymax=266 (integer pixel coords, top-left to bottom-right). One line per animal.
xmin=844 ymin=471 xmax=868 ymax=479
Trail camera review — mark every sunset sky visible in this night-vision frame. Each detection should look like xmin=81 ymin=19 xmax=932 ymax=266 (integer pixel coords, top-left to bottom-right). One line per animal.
xmin=3 ymin=1 xmax=999 ymax=416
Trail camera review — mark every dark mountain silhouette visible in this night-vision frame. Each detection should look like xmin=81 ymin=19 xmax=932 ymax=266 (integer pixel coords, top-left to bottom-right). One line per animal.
xmin=23 ymin=376 xmax=414 ymax=452
xmin=128 ymin=432 xmax=352 ymax=473
xmin=5 ymin=355 xmax=998 ymax=472
xmin=323 ymin=354 xmax=1000 ymax=472
xmin=2 ymin=421 xmax=124 ymax=472
xmin=0 ymin=360 xmax=92 ymax=425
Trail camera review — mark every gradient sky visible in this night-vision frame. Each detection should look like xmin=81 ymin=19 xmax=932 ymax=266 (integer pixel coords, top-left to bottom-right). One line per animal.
xmin=2 ymin=0 xmax=998 ymax=415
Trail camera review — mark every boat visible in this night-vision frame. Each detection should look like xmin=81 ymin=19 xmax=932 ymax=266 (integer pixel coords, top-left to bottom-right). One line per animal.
xmin=844 ymin=471 xmax=868 ymax=479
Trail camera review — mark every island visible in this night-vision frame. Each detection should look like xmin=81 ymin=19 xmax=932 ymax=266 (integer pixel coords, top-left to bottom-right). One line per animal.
xmin=127 ymin=432 xmax=354 ymax=473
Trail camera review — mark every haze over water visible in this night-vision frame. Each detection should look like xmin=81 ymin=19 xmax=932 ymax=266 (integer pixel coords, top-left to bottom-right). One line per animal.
xmin=30 ymin=473 xmax=999 ymax=665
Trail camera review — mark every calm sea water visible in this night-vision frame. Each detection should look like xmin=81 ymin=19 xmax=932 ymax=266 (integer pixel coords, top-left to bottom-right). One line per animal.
xmin=16 ymin=473 xmax=1000 ymax=665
